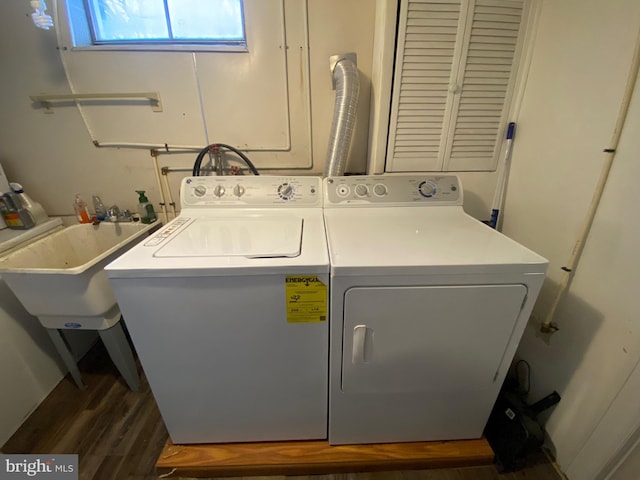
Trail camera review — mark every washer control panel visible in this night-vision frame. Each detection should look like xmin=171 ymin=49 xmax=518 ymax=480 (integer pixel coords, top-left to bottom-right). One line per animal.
xmin=181 ymin=176 xmax=322 ymax=207
xmin=144 ymin=217 xmax=191 ymax=246
xmin=324 ymin=175 xmax=462 ymax=206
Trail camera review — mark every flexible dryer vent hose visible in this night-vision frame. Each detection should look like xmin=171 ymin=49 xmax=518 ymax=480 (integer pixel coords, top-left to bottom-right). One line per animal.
xmin=325 ymin=54 xmax=360 ymax=177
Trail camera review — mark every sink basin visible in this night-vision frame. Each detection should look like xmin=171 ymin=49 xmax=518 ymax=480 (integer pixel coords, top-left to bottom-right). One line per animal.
xmin=0 ymin=222 xmax=158 ymax=330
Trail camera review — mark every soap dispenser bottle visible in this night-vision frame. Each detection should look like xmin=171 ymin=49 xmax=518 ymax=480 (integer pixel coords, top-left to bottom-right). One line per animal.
xmin=74 ymin=194 xmax=92 ymax=224
xmin=136 ymin=190 xmax=157 ymax=224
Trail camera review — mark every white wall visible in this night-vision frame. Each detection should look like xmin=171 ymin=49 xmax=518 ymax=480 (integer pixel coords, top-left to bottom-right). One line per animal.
xmin=502 ymin=0 xmax=640 ymax=476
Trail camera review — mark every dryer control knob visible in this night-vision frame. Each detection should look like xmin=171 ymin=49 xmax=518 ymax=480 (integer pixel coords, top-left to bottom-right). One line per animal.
xmin=233 ymin=184 xmax=245 ymax=197
xmin=418 ymin=181 xmax=437 ymax=198
xmin=193 ymin=185 xmax=207 ymax=197
xmin=213 ymin=185 xmax=226 ymax=198
xmin=336 ymin=185 xmax=350 ymax=197
xmin=278 ymin=183 xmax=295 ymax=200
xmin=355 ymin=184 xmax=369 ymax=197
xmin=373 ymin=184 xmax=388 ymax=196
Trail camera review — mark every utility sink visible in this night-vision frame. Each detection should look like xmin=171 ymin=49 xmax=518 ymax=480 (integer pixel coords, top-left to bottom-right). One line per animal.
xmin=0 ymin=221 xmax=159 ymax=391
xmin=0 ymin=222 xmax=157 ymax=330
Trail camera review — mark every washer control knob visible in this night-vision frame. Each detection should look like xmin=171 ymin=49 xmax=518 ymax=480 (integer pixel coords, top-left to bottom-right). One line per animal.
xmin=278 ymin=183 xmax=295 ymax=200
xmin=213 ymin=185 xmax=226 ymax=198
xmin=373 ymin=184 xmax=388 ymax=196
xmin=193 ymin=185 xmax=207 ymax=197
xmin=233 ymin=184 xmax=245 ymax=197
xmin=418 ymin=180 xmax=437 ymax=198
xmin=355 ymin=184 xmax=369 ymax=197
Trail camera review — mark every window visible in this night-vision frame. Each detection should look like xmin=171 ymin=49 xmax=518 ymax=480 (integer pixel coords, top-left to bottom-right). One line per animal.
xmin=67 ymin=0 xmax=246 ymax=50
xmin=385 ymin=0 xmax=529 ymax=172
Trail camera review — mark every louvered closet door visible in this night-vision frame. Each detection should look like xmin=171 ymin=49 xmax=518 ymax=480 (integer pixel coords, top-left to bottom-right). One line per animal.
xmin=387 ymin=0 xmax=464 ymax=171
xmin=386 ymin=0 xmax=526 ymax=172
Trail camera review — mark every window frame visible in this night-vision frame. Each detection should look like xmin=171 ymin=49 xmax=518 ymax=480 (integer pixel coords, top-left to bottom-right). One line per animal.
xmin=65 ymin=0 xmax=249 ymax=53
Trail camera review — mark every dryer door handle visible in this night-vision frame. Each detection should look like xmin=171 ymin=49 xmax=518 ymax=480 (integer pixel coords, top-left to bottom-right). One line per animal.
xmin=352 ymin=325 xmax=373 ymax=364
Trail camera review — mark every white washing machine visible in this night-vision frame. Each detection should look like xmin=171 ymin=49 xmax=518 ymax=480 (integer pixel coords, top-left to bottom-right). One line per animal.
xmin=323 ymin=174 xmax=548 ymax=445
xmin=105 ymin=176 xmax=329 ymax=444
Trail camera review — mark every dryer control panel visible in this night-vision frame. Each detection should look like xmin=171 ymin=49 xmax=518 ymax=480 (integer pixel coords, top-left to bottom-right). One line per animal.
xmin=181 ymin=176 xmax=322 ymax=208
xmin=324 ymin=175 xmax=462 ymax=206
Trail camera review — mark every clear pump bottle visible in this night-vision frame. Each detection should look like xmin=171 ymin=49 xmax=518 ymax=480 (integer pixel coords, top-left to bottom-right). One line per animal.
xmin=92 ymin=195 xmax=106 ymax=221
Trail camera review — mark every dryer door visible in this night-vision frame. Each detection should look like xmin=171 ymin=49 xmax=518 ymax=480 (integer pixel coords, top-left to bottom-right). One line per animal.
xmin=341 ymin=284 xmax=527 ymax=394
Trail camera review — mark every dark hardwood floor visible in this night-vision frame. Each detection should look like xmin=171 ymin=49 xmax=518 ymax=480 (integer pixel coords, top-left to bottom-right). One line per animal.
xmin=2 ymin=343 xmax=564 ymax=480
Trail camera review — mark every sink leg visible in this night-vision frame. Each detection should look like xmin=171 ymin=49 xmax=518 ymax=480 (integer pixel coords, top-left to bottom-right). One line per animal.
xmin=99 ymin=320 xmax=140 ymax=392
xmin=46 ymin=329 xmax=87 ymax=390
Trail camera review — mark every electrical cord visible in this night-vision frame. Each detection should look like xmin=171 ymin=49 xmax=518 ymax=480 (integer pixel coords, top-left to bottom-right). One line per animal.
xmin=192 ymin=143 xmax=259 ymax=176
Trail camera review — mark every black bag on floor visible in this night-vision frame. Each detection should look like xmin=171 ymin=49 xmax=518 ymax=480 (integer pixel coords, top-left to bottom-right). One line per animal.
xmin=484 ymin=389 xmax=561 ymax=472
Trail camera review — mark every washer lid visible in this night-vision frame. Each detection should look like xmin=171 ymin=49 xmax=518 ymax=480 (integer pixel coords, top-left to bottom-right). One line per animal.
xmin=153 ymin=216 xmax=303 ymax=258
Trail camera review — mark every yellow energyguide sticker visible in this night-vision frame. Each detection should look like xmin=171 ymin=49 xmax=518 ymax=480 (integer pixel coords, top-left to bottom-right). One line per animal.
xmin=285 ymin=275 xmax=327 ymax=323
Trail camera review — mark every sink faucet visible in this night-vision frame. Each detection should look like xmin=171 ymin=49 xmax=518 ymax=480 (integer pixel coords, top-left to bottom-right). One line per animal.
xmin=105 ymin=205 xmax=133 ymax=222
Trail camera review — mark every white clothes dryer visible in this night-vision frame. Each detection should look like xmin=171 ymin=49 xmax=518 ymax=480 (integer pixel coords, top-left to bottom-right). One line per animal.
xmin=323 ymin=174 xmax=548 ymax=445
xmin=106 ymin=176 xmax=329 ymax=444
